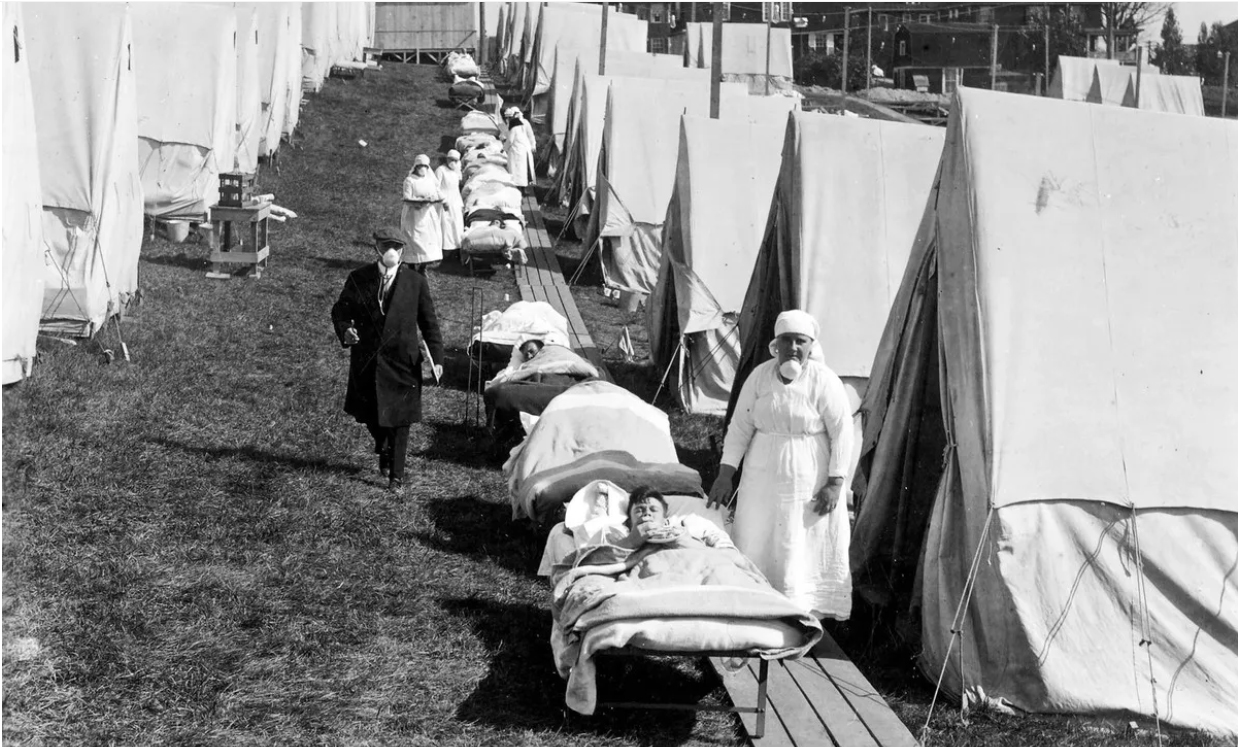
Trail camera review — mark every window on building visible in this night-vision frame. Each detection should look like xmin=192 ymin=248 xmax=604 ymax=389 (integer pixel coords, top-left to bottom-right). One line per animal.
xmin=808 ymin=31 xmax=818 ymax=49
xmin=879 ymin=13 xmax=889 ymax=31
xmin=978 ymin=7 xmax=994 ymax=23
xmin=902 ymin=12 xmax=911 ymax=22
xmin=762 ymin=2 xmax=791 ymax=23
xmin=899 ymin=40 xmax=907 ymax=56
xmin=652 ymin=9 xmax=663 ymax=23
xmin=721 ymin=3 xmax=731 ymax=21
xmin=948 ymin=8 xmax=960 ymax=20
xmin=649 ymin=36 xmax=668 ymax=53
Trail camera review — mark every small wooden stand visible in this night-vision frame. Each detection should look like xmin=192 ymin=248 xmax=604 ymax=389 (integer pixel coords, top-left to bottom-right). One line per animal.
xmin=206 ymin=203 xmax=271 ymax=279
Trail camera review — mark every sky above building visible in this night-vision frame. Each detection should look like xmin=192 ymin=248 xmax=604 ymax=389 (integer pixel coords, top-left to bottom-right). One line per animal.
xmin=1144 ymin=2 xmax=1238 ymax=43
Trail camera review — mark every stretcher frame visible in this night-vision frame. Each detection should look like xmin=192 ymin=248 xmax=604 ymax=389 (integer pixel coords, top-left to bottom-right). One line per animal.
xmin=594 ymin=646 xmax=769 ymax=739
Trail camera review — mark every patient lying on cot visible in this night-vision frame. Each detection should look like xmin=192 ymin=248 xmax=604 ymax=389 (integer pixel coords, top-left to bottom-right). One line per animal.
xmin=561 ymin=487 xmax=734 ymax=586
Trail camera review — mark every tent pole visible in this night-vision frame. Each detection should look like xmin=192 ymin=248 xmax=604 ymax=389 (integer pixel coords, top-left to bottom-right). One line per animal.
xmin=842 ymin=7 xmax=850 ymax=94
xmin=865 ymin=7 xmax=873 ymax=94
xmin=569 ymin=237 xmax=601 ymax=286
xmin=709 ymin=3 xmax=723 ymax=118
xmin=990 ymin=24 xmax=998 ymax=90
xmin=652 ymin=336 xmax=685 ymax=404
xmin=599 ymin=2 xmax=608 ymax=75
xmin=764 ymin=21 xmax=771 ymax=96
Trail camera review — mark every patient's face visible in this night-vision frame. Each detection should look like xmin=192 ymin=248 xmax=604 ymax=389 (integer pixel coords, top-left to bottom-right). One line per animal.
xmin=520 ymin=341 xmax=543 ymax=361
xmin=628 ymin=497 xmax=666 ymax=528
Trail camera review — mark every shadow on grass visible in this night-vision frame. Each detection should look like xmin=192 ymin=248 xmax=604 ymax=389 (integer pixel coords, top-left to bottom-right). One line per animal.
xmin=314 ymin=255 xmax=364 ymax=271
xmin=143 ymin=252 xmax=209 ymax=272
xmin=148 ymin=436 xmax=363 ymax=476
xmin=416 ymin=495 xmax=546 ymax=575
xmin=420 ymin=419 xmax=499 ymax=470
xmin=442 ymin=596 xmax=716 ymax=746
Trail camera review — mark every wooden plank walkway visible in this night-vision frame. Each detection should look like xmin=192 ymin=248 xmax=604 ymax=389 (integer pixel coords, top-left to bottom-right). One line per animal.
xmin=711 ymin=633 xmax=918 ymax=746
xmin=513 ymin=193 xmax=610 ymax=380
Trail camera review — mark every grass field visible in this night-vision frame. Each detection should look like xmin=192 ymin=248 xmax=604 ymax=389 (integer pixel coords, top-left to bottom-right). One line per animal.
xmin=3 ymin=63 xmax=1230 ymax=747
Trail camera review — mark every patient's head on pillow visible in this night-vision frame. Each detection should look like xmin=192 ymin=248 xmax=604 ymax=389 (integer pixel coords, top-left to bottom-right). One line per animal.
xmin=519 ymin=338 xmax=544 ymax=361
xmin=626 ymin=486 xmax=668 ymax=528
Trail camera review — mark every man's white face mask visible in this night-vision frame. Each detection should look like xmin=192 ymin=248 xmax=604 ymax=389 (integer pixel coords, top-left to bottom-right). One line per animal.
xmin=380 ymin=246 xmax=403 ymax=269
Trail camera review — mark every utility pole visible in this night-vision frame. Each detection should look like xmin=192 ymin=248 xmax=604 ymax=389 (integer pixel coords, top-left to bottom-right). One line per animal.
xmin=1223 ymin=51 xmax=1231 ymax=118
xmin=710 ymin=2 xmax=724 ymax=118
xmin=1043 ymin=3 xmax=1050 ymax=94
xmin=1106 ymin=3 xmax=1115 ymax=60
xmin=866 ymin=7 xmax=873 ymax=93
xmin=1134 ymin=44 xmax=1143 ymax=107
xmin=842 ymin=7 xmax=850 ymax=94
xmin=990 ymin=24 xmax=999 ymax=90
xmin=764 ymin=20 xmax=772 ymax=96
xmin=599 ymin=2 xmax=608 ymax=74
xmin=478 ymin=2 xmax=486 ymax=66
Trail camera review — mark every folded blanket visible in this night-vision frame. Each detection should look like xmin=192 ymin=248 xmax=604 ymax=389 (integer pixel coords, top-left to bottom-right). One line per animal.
xmin=456 ymin=133 xmax=500 ymax=153
xmin=468 ymin=302 xmax=570 ymax=350
xmin=463 ymin=165 xmax=516 ymax=196
xmin=461 ymin=222 xmax=527 ymax=263
xmin=465 ymin=208 xmax=522 ymax=227
xmin=549 ymin=541 xmax=823 ymax=714
xmin=487 ymin=344 xmax=598 ymax=390
xmin=461 ymin=111 xmax=504 ymax=136
xmin=464 ymin=182 xmax=524 ymax=217
xmin=514 ymin=451 xmax=704 ymax=522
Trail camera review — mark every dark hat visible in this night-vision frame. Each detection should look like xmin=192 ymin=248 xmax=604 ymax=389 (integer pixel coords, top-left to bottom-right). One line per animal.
xmin=372 ymin=227 xmax=405 ymax=247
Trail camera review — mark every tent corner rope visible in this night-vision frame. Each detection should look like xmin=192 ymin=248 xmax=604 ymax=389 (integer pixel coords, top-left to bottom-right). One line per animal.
xmin=921 ymin=503 xmax=995 ymax=740
xmin=1128 ymin=507 xmax=1165 ymax=747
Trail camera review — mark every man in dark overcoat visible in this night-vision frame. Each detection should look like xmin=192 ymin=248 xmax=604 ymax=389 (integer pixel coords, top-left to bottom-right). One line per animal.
xmin=331 ymin=227 xmax=445 ymax=494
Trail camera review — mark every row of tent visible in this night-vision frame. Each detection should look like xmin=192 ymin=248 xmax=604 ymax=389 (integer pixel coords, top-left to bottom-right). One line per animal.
xmin=1048 ymin=54 xmax=1206 ymax=115
xmin=660 ymin=89 xmax=1236 ymax=738
xmin=2 ymin=2 xmax=375 ymax=384
xmin=494 ymin=14 xmax=1238 ymax=734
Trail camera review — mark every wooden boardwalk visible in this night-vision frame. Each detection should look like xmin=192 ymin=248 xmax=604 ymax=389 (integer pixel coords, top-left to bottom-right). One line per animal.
xmin=513 ymin=193 xmax=610 ymax=380
xmin=711 ymin=633 xmax=918 ymax=746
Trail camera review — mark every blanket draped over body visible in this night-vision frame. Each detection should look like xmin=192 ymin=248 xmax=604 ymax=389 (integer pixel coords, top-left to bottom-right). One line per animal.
xmin=548 ymin=535 xmax=823 ymax=715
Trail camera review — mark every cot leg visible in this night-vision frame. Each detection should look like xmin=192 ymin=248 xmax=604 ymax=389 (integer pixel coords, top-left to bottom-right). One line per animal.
xmin=755 ymin=659 xmax=769 ymax=739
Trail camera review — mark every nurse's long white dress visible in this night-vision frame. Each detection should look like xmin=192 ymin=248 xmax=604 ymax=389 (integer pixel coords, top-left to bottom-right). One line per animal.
xmin=435 ymin=163 xmax=464 ymax=251
xmin=721 ymin=358 xmax=855 ymax=619
xmin=401 ymin=171 xmax=443 ymax=264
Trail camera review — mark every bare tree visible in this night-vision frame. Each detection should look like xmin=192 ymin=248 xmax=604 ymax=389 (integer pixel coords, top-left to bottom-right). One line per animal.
xmin=1099 ymin=2 xmax=1171 ymax=57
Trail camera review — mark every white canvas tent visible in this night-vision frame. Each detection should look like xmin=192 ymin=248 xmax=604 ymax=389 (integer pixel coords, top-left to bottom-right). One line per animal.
xmin=589 ymin=78 xmax=753 ymax=294
xmin=725 ymin=111 xmax=945 ymax=497
xmin=852 ymin=87 xmax=1238 ymax=735
xmin=302 ymin=1 xmax=333 ymax=93
xmin=1048 ymin=55 xmax=1120 ymax=101
xmin=3 ymin=3 xmax=45 ymax=382
xmin=1087 ymin=65 xmax=1204 ymax=115
xmin=527 ymin=4 xmax=647 ymax=115
xmin=500 ymin=1 xmax=526 ymax=76
xmin=684 ymin=22 xmax=794 ymax=93
xmin=647 ymin=115 xmax=787 ymax=415
xmin=252 ymin=3 xmax=296 ymax=156
xmin=235 ymin=4 xmax=262 ymax=173
xmin=132 ymin=3 xmax=237 ymax=217
xmin=27 ymin=3 xmax=144 ymax=337
xmin=284 ymin=3 xmax=305 ymax=138
xmin=542 ymin=48 xmax=696 ymax=178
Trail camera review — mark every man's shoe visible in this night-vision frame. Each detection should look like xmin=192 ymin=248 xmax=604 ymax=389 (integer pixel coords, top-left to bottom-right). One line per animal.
xmin=388 ymin=477 xmax=405 ymax=496
xmin=378 ymin=453 xmax=392 ymax=478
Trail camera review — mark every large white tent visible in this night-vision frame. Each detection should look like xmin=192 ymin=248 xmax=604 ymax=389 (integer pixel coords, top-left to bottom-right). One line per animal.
xmin=646 ymin=114 xmax=787 ymax=415
xmin=545 ymin=50 xmax=704 ymax=190
xmin=852 ymin=87 xmax=1238 ymax=735
xmin=3 ymin=2 xmax=45 ymax=382
xmin=26 ymin=3 xmax=144 ymax=337
xmin=302 ymin=1 xmax=333 ymax=93
xmin=725 ymin=111 xmax=945 ymax=497
xmin=683 ymin=22 xmax=794 ymax=93
xmin=526 ymin=4 xmax=648 ymax=117
xmin=588 ymin=78 xmax=770 ymax=295
xmin=234 ymin=4 xmax=262 ymax=174
xmin=1048 ymin=55 xmax=1120 ymax=101
xmin=132 ymin=3 xmax=237 ymax=217
xmin=251 ymin=2 xmax=297 ymax=157
xmin=1087 ymin=64 xmax=1205 ymax=115
xmin=284 ymin=3 xmax=305 ymax=138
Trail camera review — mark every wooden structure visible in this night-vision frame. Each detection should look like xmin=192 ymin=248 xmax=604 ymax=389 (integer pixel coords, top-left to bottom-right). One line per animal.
xmin=206 ymin=203 xmax=270 ymax=279
xmin=710 ymin=632 xmax=918 ymax=745
xmin=513 ymin=194 xmax=609 ymax=380
xmin=374 ymin=2 xmax=477 ymax=64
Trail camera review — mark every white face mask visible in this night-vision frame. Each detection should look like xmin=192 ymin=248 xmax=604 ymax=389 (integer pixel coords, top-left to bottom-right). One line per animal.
xmin=380 ymin=247 xmax=402 ymax=269
xmin=779 ymin=359 xmax=803 ymax=382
